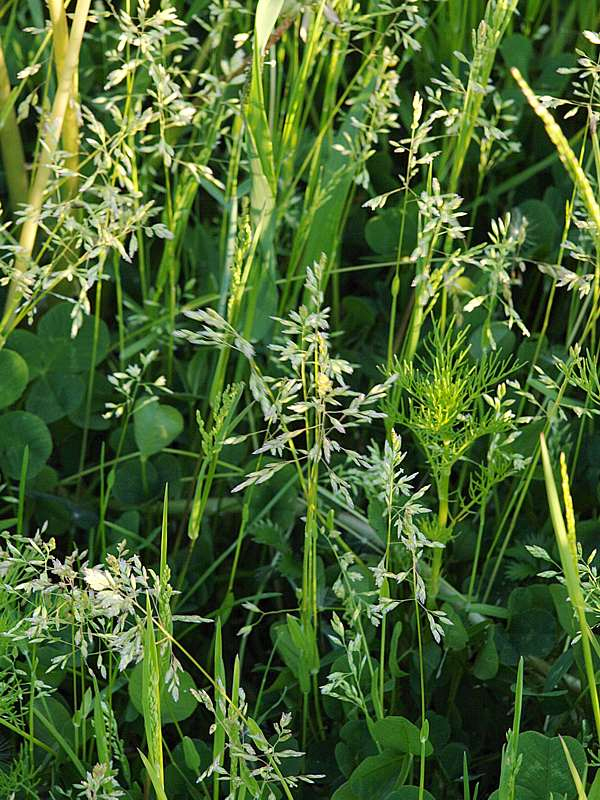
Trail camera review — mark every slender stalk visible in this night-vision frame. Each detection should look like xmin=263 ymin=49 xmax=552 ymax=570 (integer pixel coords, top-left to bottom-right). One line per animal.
xmin=1 ymin=0 xmax=91 ymax=334
xmin=540 ymin=435 xmax=600 ymax=743
xmin=0 ymin=40 xmax=28 ymax=210
xmin=413 ymin=561 xmax=427 ymax=800
xmin=429 ymin=466 xmax=450 ymax=604
xmin=46 ymin=0 xmax=80 ymax=198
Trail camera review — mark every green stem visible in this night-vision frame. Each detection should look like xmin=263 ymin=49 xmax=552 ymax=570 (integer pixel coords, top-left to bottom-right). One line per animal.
xmin=429 ymin=467 xmax=450 ymax=605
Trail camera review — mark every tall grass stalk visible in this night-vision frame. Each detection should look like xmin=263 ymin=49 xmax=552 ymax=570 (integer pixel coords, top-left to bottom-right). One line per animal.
xmin=141 ymin=598 xmax=166 ymax=799
xmin=511 ymin=67 xmax=600 ymax=234
xmin=540 ymin=433 xmax=600 ymax=743
xmin=512 ymin=66 xmax=600 ymax=326
xmin=446 ymin=0 xmax=518 ymax=194
xmin=560 ymin=736 xmax=589 ymax=800
xmin=46 ymin=0 xmax=80 ymax=199
xmin=0 ymin=41 xmax=28 ymax=211
xmin=497 ymin=657 xmax=524 ymax=800
xmin=1 ymin=0 xmax=91 ymax=335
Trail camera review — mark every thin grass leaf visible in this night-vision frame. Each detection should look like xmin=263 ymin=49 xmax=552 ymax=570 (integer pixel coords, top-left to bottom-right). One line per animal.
xmin=498 ymin=656 xmax=524 ymax=800
xmin=559 ymin=735 xmax=588 ymax=800
xmin=512 ymin=68 xmax=600 ymax=238
xmin=142 ymin=598 xmax=164 ymax=795
xmin=213 ymin=618 xmax=226 ymax=800
xmin=139 ymin=751 xmax=168 ymax=800
xmin=540 ymin=433 xmax=600 ymax=743
xmin=0 ymin=41 xmax=28 ymax=210
xmin=93 ymin=682 xmax=109 ymax=765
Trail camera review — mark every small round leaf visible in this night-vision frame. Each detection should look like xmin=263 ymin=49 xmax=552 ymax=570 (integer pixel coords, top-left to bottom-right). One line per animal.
xmin=0 ymin=349 xmax=29 ymax=409
xmin=134 ymin=399 xmax=184 ymax=458
xmin=0 ymin=411 xmax=52 ymax=478
xmin=26 ymin=373 xmax=85 ymax=423
xmin=128 ymin=663 xmax=198 ymax=723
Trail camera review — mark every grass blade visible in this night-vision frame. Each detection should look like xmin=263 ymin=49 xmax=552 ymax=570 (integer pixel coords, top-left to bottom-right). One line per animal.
xmin=143 ymin=598 xmax=164 ymax=797
xmin=512 ymin=67 xmax=600 ymax=237
xmin=540 ymin=433 xmax=600 ymax=742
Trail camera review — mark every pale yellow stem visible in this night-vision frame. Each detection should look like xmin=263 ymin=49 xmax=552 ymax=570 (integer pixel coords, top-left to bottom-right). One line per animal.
xmin=46 ymin=0 xmax=80 ymax=199
xmin=0 ymin=41 xmax=29 ymax=210
xmin=2 ymin=0 xmax=90 ymax=332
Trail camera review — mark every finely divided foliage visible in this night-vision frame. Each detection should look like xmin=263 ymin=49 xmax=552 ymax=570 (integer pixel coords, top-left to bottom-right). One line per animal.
xmin=2 ymin=1 xmax=600 ymax=799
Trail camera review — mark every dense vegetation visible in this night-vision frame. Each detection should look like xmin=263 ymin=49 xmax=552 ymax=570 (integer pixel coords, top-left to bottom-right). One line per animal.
xmin=2 ymin=0 xmax=600 ymax=797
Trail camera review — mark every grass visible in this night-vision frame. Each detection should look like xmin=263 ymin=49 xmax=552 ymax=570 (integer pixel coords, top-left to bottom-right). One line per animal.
xmin=1 ymin=0 xmax=600 ymax=798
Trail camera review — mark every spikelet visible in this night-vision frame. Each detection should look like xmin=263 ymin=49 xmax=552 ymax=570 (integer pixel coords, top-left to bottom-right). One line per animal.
xmin=559 ymin=453 xmax=578 ymax=564
xmin=512 ymin=67 xmax=600 ymax=238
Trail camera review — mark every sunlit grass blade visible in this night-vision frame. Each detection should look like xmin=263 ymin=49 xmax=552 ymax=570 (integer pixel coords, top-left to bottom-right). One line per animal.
xmin=1 ymin=0 xmax=91 ymax=334
xmin=46 ymin=0 xmax=80 ymax=198
xmin=142 ymin=598 xmax=164 ymax=797
xmin=512 ymin=67 xmax=600 ymax=237
xmin=540 ymin=433 xmax=600 ymax=742
xmin=559 ymin=735 xmax=588 ymax=800
xmin=240 ymin=0 xmax=282 ymax=337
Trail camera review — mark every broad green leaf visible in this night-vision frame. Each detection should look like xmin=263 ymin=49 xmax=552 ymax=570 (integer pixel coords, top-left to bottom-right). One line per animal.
xmin=517 ymin=198 xmax=560 ymax=257
xmin=33 ymin=695 xmax=75 ymax=752
xmin=273 ymin=615 xmax=320 ymax=695
xmin=549 ymin=584 xmax=577 ymax=637
xmin=129 ymin=663 xmax=198 ymax=724
xmin=68 ymin=373 xmax=112 ymax=431
xmin=6 ymin=329 xmax=49 ymax=379
xmin=473 ymin=626 xmax=499 ymax=680
xmin=254 ymin=0 xmax=284 ymax=53
xmin=134 ymin=399 xmax=184 ymax=458
xmin=509 ymin=608 xmax=556 ymax=658
xmin=469 ymin=322 xmax=516 ymax=359
xmin=372 ymin=716 xmax=433 ymax=757
xmin=33 ymin=695 xmax=85 ymax=776
xmin=500 ymin=33 xmax=533 ymax=75
xmin=0 ymin=349 xmax=29 ymax=409
xmin=26 ymin=372 xmax=85 ymax=422
xmin=342 ymin=296 xmax=377 ymax=333
xmin=365 ymin=206 xmax=414 ymax=256
xmin=37 ymin=303 xmax=110 ymax=372
xmin=0 ymin=411 xmax=52 ymax=478
xmin=349 ymin=751 xmax=405 ymax=798
xmin=336 ymin=719 xmax=378 ymax=779
xmin=515 ymin=731 xmax=586 ymax=800
xmin=165 ymin=738 xmax=212 ymax=798
xmin=332 ymin=782 xmax=361 ymax=800
xmin=182 ymin=736 xmax=201 ymax=772
xmin=112 ymin=459 xmax=160 ymax=506
xmin=441 ymin=604 xmax=468 ymax=651
xmin=385 ymin=789 xmax=436 ymax=800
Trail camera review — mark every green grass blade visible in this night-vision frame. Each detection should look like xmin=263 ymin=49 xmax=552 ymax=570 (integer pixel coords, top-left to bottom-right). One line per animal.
xmin=540 ymin=433 xmax=600 ymax=743
xmin=512 ymin=67 xmax=600 ymax=237
xmin=143 ymin=598 xmax=164 ymax=796
xmin=559 ymin=735 xmax=588 ymax=800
